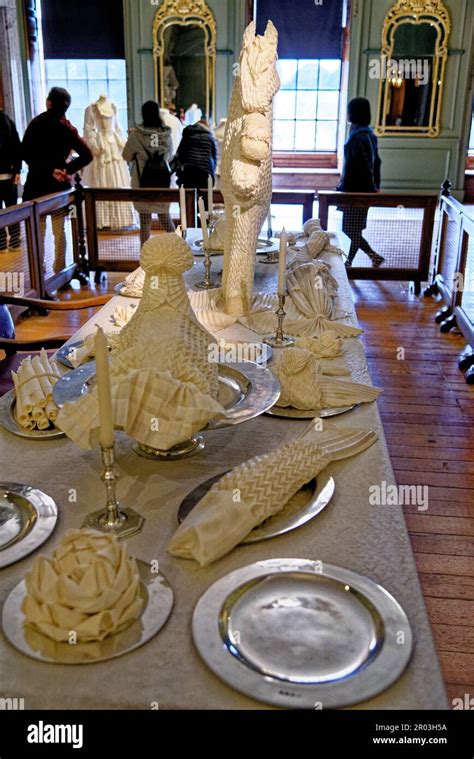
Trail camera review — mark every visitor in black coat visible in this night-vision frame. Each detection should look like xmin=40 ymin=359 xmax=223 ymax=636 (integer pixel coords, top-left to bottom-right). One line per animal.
xmin=22 ymin=87 xmax=92 ymax=201
xmin=22 ymin=87 xmax=92 ymax=273
xmin=337 ymin=97 xmax=384 ymax=268
xmin=173 ymin=119 xmax=217 ymax=196
xmin=0 ymin=110 xmax=22 ymax=251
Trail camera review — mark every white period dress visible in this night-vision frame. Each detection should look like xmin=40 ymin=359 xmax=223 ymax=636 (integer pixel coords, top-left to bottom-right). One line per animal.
xmin=82 ymin=99 xmax=137 ymax=229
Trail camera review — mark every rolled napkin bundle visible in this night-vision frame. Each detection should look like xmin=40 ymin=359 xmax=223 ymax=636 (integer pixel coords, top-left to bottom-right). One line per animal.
xmin=272 ymin=347 xmax=382 ymax=410
xmin=22 ymin=529 xmax=144 ymax=643
xmin=168 ymin=422 xmax=378 ymax=566
xmin=12 ymin=349 xmax=61 ymax=429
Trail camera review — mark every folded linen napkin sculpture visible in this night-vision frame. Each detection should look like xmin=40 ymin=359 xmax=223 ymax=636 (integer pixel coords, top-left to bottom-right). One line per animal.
xmin=12 ymin=349 xmax=61 ymax=430
xmin=271 ymin=347 xmax=382 ymax=410
xmin=22 ymin=529 xmax=144 ymax=643
xmin=168 ymin=422 xmax=378 ymax=566
xmin=57 ymin=234 xmax=225 ymax=450
xmin=239 ymin=262 xmax=362 ymax=338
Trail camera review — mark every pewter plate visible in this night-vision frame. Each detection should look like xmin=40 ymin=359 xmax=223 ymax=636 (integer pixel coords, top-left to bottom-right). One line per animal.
xmin=178 ymin=472 xmax=335 ymax=543
xmin=53 ymin=361 xmax=281 ymax=429
xmin=0 ymin=483 xmax=58 ymax=568
xmin=192 ymin=559 xmax=413 ymax=709
xmin=191 ymin=238 xmax=279 ymax=257
xmin=214 ymin=340 xmax=273 ymax=367
xmin=266 ymin=403 xmax=358 ymax=420
xmin=2 ymin=561 xmax=173 ymax=664
xmin=0 ymin=390 xmax=65 ymax=440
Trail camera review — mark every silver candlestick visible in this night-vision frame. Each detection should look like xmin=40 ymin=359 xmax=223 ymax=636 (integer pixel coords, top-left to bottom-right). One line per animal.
xmin=195 ymin=244 xmax=218 ymax=289
xmin=263 ymin=294 xmax=296 ymax=349
xmin=82 ymin=445 xmax=144 ymax=539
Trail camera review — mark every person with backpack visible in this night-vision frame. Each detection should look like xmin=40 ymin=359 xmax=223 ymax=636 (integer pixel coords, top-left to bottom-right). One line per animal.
xmin=0 ymin=109 xmax=22 ymax=251
xmin=337 ymin=97 xmax=384 ymax=268
xmin=122 ymin=101 xmax=174 ymax=246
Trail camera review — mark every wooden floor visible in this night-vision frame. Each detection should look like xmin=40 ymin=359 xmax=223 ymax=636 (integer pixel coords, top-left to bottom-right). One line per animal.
xmin=5 ymin=274 xmax=474 ymax=708
xmin=353 ymin=279 xmax=474 ymax=708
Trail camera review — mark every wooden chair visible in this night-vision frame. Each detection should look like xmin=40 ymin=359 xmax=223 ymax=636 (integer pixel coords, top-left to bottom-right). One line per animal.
xmin=0 ymin=292 xmax=112 ymax=395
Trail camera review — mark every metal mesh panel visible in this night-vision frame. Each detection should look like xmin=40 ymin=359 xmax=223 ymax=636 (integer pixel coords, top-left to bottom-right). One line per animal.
xmin=0 ymin=218 xmax=32 ymax=296
xmin=460 ymin=233 xmax=474 ymax=323
xmin=40 ymin=207 xmax=75 ymax=277
xmin=439 ymin=212 xmax=462 ymax=290
xmin=96 ymin=200 xmax=178 ymax=264
xmin=327 ymin=205 xmax=423 ymax=267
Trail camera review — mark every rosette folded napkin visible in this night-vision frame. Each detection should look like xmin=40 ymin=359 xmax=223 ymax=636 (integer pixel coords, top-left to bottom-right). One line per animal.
xmin=271 ymin=347 xmax=382 ymax=410
xmin=57 ymin=233 xmax=225 ymax=450
xmin=22 ymin=529 xmax=144 ymax=643
xmin=168 ymin=423 xmax=378 ymax=566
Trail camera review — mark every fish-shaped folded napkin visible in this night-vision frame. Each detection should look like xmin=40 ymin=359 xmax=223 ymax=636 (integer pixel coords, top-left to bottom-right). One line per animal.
xmin=168 ymin=423 xmax=378 ymax=566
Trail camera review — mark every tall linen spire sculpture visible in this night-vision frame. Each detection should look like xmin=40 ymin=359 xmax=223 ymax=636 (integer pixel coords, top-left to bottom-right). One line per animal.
xmin=57 ymin=234 xmax=225 ymax=450
xmin=221 ymin=21 xmax=280 ymax=316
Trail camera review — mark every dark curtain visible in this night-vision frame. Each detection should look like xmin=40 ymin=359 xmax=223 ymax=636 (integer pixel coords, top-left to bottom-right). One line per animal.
xmin=256 ymin=0 xmax=344 ymax=59
xmin=41 ymin=0 xmax=125 ymax=58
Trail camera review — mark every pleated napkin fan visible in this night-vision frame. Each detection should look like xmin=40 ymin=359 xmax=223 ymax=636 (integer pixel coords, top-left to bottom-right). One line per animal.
xmin=271 ymin=347 xmax=382 ymax=410
xmin=168 ymin=423 xmax=378 ymax=566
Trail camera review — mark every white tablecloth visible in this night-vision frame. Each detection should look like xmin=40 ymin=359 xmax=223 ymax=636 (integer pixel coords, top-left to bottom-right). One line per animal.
xmin=0 ymin=243 xmax=448 ymax=710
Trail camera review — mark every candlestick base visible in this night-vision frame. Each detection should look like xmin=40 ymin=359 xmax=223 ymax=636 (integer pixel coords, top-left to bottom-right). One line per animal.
xmin=82 ymin=445 xmax=144 ymax=540
xmin=82 ymin=508 xmax=144 ymax=540
xmin=262 ymin=294 xmax=295 ymax=349
xmin=195 ymin=280 xmax=219 ymax=290
xmin=260 ymin=252 xmax=278 ymax=265
xmin=263 ymin=334 xmax=296 ymax=349
xmin=132 ymin=434 xmax=205 ymax=461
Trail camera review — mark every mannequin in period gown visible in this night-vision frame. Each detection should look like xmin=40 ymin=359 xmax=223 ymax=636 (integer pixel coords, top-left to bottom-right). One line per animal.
xmin=82 ymin=95 xmax=136 ymax=229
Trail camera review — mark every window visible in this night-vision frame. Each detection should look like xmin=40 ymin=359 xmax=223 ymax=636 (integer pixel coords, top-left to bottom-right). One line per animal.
xmin=44 ymin=59 xmax=128 ymax=134
xmin=273 ymin=59 xmax=342 ymax=153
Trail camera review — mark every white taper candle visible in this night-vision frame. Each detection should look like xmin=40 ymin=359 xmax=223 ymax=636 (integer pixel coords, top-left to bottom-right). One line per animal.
xmin=179 ymin=185 xmax=187 ymax=231
xmin=94 ymin=327 xmax=114 ymax=449
xmin=207 ymin=175 xmax=213 ymax=216
xmin=278 ymin=228 xmax=287 ymax=296
xmin=198 ymin=196 xmax=210 ymax=248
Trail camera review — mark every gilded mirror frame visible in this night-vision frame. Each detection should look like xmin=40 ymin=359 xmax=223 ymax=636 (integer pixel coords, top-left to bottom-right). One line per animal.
xmin=153 ymin=0 xmax=217 ymax=125
xmin=375 ymin=0 xmax=451 ymax=138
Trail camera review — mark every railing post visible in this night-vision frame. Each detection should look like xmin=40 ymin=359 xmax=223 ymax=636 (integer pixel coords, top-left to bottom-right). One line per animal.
xmin=318 ymin=192 xmax=329 ymax=230
xmin=74 ymin=174 xmax=90 ymax=285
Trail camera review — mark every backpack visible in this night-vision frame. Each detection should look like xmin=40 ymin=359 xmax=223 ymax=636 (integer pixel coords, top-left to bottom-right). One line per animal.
xmin=137 ymin=147 xmax=171 ymax=188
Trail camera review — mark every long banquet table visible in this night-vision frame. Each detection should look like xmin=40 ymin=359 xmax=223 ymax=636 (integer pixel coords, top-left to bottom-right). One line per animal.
xmin=0 ymin=239 xmax=448 ymax=709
